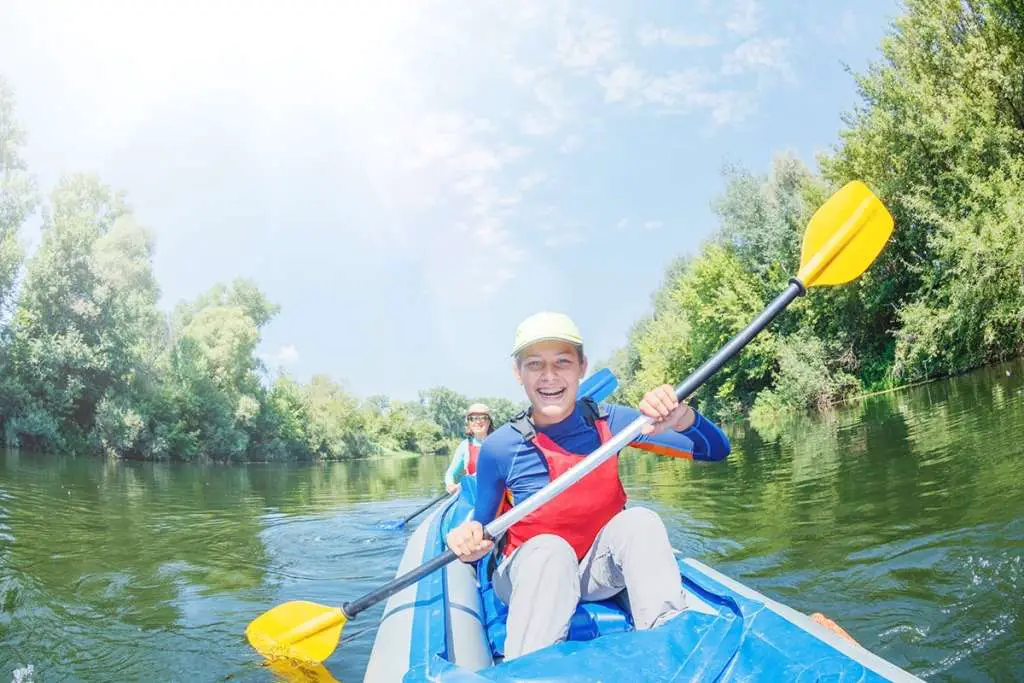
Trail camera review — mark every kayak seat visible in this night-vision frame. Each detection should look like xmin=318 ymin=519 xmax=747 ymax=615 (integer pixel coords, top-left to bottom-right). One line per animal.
xmin=476 ymin=551 xmax=634 ymax=658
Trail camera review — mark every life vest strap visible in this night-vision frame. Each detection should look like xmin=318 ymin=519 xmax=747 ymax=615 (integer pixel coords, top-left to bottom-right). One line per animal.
xmin=508 ymin=397 xmax=607 ymax=442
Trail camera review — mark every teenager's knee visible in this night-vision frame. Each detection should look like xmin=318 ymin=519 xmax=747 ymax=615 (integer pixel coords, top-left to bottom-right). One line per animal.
xmin=517 ymin=534 xmax=578 ymax=571
xmin=510 ymin=535 xmax=579 ymax=590
xmin=619 ymin=506 xmax=668 ymax=538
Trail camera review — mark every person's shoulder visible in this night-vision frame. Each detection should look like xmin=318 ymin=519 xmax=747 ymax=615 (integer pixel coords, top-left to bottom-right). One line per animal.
xmin=577 ymin=396 xmax=620 ymax=416
xmin=481 ymin=423 xmax=525 ymax=456
xmin=599 ymin=401 xmax=635 ymax=418
xmin=477 ymin=424 xmax=528 ymax=477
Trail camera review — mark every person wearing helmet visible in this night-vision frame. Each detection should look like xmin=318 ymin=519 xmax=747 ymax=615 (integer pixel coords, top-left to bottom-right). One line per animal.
xmin=444 ymin=403 xmax=494 ymax=494
xmin=445 ymin=311 xmax=732 ymax=660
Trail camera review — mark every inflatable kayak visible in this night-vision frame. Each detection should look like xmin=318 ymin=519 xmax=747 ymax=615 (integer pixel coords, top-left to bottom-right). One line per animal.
xmin=364 ymin=477 xmax=922 ymax=682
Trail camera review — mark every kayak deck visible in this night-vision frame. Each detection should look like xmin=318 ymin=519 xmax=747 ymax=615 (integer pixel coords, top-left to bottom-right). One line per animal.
xmin=366 ymin=480 xmax=923 ymax=682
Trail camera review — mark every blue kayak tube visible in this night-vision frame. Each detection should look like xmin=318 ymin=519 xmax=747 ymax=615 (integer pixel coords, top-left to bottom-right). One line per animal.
xmin=364 ymin=478 xmax=923 ymax=682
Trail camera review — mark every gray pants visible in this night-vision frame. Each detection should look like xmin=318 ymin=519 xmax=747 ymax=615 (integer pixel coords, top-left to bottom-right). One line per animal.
xmin=492 ymin=506 xmax=687 ymax=660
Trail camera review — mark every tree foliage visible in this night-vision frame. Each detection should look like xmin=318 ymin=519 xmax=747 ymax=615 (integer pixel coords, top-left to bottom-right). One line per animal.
xmin=0 ymin=78 xmax=37 ymax=316
xmin=612 ymin=0 xmax=1024 ymax=423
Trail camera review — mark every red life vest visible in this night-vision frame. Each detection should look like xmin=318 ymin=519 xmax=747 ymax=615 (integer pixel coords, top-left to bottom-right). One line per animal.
xmin=502 ymin=401 xmax=627 ymax=561
xmin=466 ymin=441 xmax=480 ymax=475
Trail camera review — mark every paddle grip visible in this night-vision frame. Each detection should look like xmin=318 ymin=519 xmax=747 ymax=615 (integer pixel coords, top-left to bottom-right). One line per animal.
xmin=673 ymin=279 xmax=805 ymax=403
xmin=342 ymin=549 xmax=458 ymax=619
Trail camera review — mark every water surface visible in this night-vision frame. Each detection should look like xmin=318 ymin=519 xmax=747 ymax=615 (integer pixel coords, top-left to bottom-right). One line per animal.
xmin=1 ymin=361 xmax=1022 ymax=681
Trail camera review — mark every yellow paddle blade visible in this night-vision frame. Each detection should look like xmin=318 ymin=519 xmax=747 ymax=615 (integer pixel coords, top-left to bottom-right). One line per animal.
xmin=245 ymin=600 xmax=346 ymax=664
xmin=797 ymin=180 xmax=894 ymax=287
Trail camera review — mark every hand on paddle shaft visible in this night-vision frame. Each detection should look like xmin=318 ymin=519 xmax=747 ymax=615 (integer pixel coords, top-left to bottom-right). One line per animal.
xmin=446 ymin=521 xmax=493 ymax=563
xmin=638 ymin=385 xmax=695 ymax=435
xmin=245 ymin=180 xmax=895 ymax=666
xmin=447 ymin=385 xmax=695 ymax=563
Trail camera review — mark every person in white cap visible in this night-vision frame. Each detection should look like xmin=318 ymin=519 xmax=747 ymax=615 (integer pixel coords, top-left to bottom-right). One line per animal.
xmin=446 ymin=311 xmax=732 ymax=660
xmin=444 ymin=403 xmax=494 ymax=493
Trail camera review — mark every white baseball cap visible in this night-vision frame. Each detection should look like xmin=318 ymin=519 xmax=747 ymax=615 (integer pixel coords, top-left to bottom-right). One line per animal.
xmin=511 ymin=311 xmax=584 ymax=357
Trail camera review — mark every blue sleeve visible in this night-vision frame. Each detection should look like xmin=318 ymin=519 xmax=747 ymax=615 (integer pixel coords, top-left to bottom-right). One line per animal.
xmin=676 ymin=411 xmax=731 ymax=461
xmin=473 ymin=438 xmax=510 ymax=525
xmin=606 ymin=404 xmax=731 ymax=461
xmin=444 ymin=440 xmax=468 ymax=487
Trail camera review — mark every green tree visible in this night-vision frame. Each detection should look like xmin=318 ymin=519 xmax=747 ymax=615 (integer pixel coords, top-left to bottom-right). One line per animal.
xmin=713 ymin=155 xmax=810 ymax=299
xmin=821 ymin=0 xmax=1024 ymax=384
xmin=676 ymin=243 xmax=777 ymax=419
xmin=158 ymin=283 xmax=280 ymax=461
xmin=254 ymin=374 xmax=313 ymax=461
xmin=2 ymin=175 xmax=160 ymax=452
xmin=420 ymin=386 xmax=470 ymax=438
xmin=0 ymin=76 xmax=37 ymax=316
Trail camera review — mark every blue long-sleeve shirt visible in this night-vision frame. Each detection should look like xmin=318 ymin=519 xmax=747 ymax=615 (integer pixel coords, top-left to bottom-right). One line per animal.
xmin=473 ymin=400 xmax=731 ymax=526
xmin=444 ymin=437 xmax=483 ymax=487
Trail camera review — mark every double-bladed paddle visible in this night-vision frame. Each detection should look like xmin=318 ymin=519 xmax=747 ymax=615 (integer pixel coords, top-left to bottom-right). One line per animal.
xmin=245 ymin=180 xmax=895 ymax=665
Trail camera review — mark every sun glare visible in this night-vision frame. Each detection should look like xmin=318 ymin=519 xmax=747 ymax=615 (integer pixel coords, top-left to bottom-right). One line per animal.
xmin=38 ymin=0 xmax=422 ymax=131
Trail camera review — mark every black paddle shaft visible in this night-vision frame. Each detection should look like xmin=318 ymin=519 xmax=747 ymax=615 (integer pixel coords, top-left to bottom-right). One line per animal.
xmin=342 ymin=279 xmax=807 ymax=622
xmin=400 ymin=491 xmax=450 ymax=526
xmin=672 ymin=279 xmax=805 ymax=403
xmin=343 ymin=549 xmax=457 ymax=619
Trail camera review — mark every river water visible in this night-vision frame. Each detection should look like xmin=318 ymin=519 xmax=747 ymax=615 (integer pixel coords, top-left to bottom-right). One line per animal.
xmin=1 ymin=360 xmax=1022 ymax=681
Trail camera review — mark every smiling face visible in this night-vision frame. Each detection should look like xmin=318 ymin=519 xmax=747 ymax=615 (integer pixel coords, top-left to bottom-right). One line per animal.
xmin=513 ymin=339 xmax=587 ymax=427
xmin=465 ymin=414 xmax=491 ymax=439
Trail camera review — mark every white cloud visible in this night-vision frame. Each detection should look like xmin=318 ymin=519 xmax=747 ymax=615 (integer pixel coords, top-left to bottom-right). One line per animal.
xmin=638 ymin=25 xmax=717 ymax=48
xmin=722 ymin=37 xmax=795 ymax=84
xmin=518 ymin=172 xmax=549 ymax=191
xmin=556 ymin=11 xmax=621 ymax=70
xmin=643 ymin=69 xmax=710 ymax=108
xmin=511 ymin=8 xmax=622 ymax=141
xmin=453 ymin=174 xmax=488 ymax=197
xmin=519 ymin=73 xmax=575 ymax=137
xmin=706 ymin=91 xmax=757 ymax=127
xmin=559 ymin=134 xmax=583 ymax=154
xmin=598 ymin=64 xmax=752 ymax=125
xmin=543 ymin=231 xmax=586 ymax=248
xmin=726 ymin=0 xmax=760 ymax=37
xmin=644 ymin=220 xmax=664 ymax=231
xmin=501 ymin=0 xmax=553 ymax=28
xmin=502 ymin=1 xmax=789 ymax=142
xmin=262 ymin=344 xmax=300 ymax=368
xmin=600 ymin=64 xmax=649 ymax=103
xmin=521 ymin=113 xmax=559 ymax=137
xmin=424 ymin=217 xmax=525 ymax=300
xmin=349 ymin=108 xmax=542 ymax=309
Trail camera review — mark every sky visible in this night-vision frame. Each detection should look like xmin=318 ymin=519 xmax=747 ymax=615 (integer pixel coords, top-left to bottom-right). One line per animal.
xmin=0 ymin=0 xmax=901 ymax=402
